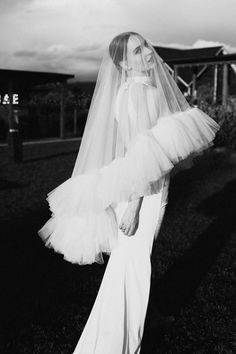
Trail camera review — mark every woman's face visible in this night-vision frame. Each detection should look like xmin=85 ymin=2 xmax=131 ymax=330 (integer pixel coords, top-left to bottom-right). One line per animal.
xmin=124 ymin=35 xmax=155 ymax=74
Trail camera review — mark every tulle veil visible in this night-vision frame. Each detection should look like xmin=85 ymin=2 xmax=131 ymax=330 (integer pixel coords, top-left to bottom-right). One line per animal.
xmin=38 ymin=32 xmax=220 ymax=265
xmin=71 ymin=32 xmax=190 ymax=177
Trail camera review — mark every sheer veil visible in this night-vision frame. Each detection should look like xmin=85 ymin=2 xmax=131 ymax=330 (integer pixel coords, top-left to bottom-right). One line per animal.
xmin=71 ymin=32 xmax=190 ymax=176
xmin=38 ymin=32 xmax=220 ymax=265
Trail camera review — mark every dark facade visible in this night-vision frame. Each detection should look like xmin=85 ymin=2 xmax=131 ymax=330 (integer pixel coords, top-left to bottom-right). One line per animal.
xmin=154 ymin=45 xmax=236 ymax=99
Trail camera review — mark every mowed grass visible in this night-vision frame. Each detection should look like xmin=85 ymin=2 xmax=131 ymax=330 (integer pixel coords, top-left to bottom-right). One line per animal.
xmin=0 ymin=142 xmax=236 ymax=354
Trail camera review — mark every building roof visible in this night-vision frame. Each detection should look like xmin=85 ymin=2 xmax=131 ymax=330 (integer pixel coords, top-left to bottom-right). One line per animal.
xmin=153 ymin=45 xmax=226 ymax=87
xmin=0 ymin=68 xmax=74 ymax=91
xmin=154 ymin=45 xmax=224 ymax=62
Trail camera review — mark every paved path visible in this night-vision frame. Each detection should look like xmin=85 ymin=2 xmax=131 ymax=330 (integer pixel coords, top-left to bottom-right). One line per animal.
xmin=0 ymin=136 xmax=81 ymax=148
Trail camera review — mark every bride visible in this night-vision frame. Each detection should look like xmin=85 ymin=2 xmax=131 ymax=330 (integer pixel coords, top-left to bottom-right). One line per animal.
xmin=38 ymin=32 xmax=220 ymax=353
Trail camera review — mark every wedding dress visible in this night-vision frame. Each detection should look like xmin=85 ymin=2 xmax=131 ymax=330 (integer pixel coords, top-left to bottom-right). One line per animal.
xmin=38 ymin=32 xmax=220 ymax=354
xmin=72 ymin=77 xmax=170 ymax=354
xmin=72 ymin=183 xmax=169 ymax=354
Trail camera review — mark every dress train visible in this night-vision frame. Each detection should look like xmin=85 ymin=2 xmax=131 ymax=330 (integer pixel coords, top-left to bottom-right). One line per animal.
xmin=73 ymin=177 xmax=168 ymax=354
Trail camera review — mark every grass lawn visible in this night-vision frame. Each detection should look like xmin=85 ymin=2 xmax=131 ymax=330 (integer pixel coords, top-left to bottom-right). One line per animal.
xmin=0 ymin=142 xmax=236 ymax=354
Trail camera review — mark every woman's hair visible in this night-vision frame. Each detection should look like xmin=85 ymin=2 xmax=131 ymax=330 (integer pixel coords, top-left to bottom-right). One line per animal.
xmin=109 ymin=31 xmax=142 ymax=70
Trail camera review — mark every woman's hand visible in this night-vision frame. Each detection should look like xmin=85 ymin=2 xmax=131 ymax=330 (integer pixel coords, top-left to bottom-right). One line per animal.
xmin=119 ymin=197 xmax=143 ymax=236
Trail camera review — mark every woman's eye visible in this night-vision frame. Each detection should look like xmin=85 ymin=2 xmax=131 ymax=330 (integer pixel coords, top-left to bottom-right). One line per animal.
xmin=134 ymin=47 xmax=141 ymax=54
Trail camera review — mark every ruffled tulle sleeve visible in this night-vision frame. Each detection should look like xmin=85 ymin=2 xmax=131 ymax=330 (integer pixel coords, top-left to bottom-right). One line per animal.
xmin=38 ymin=106 xmax=220 ymax=265
xmin=97 ymin=107 xmax=219 ymax=207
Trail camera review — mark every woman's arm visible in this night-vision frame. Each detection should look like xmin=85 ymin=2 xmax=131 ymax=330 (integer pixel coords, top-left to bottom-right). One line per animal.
xmin=128 ymin=196 xmax=144 ymax=212
xmin=119 ymin=196 xmax=143 ymax=237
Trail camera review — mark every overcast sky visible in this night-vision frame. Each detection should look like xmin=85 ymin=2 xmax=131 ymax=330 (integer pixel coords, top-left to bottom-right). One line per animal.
xmin=0 ymin=0 xmax=236 ymax=80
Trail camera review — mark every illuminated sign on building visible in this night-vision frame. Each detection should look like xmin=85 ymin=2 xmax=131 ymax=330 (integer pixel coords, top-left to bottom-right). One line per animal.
xmin=0 ymin=94 xmax=19 ymax=105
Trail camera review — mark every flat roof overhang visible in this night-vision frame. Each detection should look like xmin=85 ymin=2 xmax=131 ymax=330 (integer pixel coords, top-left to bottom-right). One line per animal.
xmin=0 ymin=68 xmax=74 ymax=91
xmin=166 ymin=53 xmax=236 ymax=67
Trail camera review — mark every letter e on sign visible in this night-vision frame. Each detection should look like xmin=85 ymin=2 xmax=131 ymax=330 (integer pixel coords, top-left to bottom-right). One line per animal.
xmin=13 ymin=94 xmax=19 ymax=104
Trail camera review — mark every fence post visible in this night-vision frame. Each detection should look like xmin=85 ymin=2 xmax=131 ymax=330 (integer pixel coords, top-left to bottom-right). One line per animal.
xmin=191 ymin=66 xmax=198 ymax=106
xmin=60 ymin=82 xmax=66 ymax=139
xmin=213 ymin=64 xmax=218 ymax=104
xmin=73 ymin=105 xmax=77 ymax=135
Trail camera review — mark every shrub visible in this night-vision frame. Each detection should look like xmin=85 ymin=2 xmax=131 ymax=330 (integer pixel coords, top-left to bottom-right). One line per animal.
xmin=198 ymin=98 xmax=236 ymax=150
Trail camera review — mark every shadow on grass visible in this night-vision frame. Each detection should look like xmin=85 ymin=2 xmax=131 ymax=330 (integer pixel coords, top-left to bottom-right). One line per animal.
xmin=1 ymin=152 xmax=235 ymax=353
xmin=141 ymin=178 xmax=236 ymax=353
xmin=1 ymin=208 xmax=105 ymax=353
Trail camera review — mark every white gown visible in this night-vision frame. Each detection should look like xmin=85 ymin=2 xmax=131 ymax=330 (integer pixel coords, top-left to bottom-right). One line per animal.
xmin=72 ymin=79 xmax=170 ymax=354
xmin=37 ymin=77 xmax=219 ymax=354
xmin=73 ymin=176 xmax=169 ymax=354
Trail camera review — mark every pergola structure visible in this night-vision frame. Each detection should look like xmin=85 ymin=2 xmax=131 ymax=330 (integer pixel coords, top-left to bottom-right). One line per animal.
xmin=165 ymin=53 xmax=236 ymax=106
xmin=0 ymin=68 xmax=74 ymax=162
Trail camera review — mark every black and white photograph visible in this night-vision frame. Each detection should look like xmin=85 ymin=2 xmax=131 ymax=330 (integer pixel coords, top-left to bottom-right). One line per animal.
xmin=1 ymin=0 xmax=236 ymax=353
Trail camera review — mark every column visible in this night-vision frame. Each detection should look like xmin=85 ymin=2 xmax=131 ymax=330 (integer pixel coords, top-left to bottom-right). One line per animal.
xmin=222 ymin=63 xmax=228 ymax=107
xmin=213 ymin=64 xmax=218 ymax=104
xmin=60 ymin=82 xmax=66 ymax=139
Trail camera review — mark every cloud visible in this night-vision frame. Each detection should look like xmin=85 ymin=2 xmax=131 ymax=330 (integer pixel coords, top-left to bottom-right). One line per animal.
xmin=0 ymin=0 xmax=30 ymax=13
xmin=192 ymin=39 xmax=236 ymax=54
xmin=5 ymin=38 xmax=236 ymax=81
xmin=10 ymin=42 xmax=103 ymax=79
xmin=152 ymin=39 xmax=236 ymax=54
xmin=1 ymin=0 xmax=236 ymax=79
xmin=14 ymin=50 xmax=38 ymax=58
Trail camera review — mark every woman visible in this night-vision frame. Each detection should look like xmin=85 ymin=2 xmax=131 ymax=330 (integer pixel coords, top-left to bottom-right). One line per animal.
xmin=38 ymin=32 xmax=220 ymax=353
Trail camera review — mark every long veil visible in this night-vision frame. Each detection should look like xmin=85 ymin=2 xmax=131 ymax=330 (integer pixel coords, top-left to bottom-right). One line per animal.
xmin=38 ymin=32 xmax=220 ymax=265
xmin=71 ymin=32 xmax=190 ymax=176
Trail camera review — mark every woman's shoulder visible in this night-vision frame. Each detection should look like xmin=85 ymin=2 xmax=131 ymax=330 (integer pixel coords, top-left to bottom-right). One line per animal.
xmin=118 ymin=80 xmax=157 ymax=98
xmin=130 ymin=81 xmax=157 ymax=93
xmin=119 ymin=77 xmax=157 ymax=90
xmin=128 ymin=80 xmax=158 ymax=105
xmin=116 ymin=79 xmax=159 ymax=113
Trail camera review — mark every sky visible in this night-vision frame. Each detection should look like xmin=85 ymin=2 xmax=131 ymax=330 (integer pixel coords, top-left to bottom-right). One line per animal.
xmin=0 ymin=0 xmax=236 ymax=80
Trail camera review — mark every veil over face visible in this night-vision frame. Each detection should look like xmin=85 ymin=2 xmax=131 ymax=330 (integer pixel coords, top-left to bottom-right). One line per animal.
xmin=71 ymin=32 xmax=190 ymax=177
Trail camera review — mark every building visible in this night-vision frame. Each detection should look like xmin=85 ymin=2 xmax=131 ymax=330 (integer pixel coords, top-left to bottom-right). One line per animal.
xmin=0 ymin=68 xmax=74 ymax=161
xmin=154 ymin=45 xmax=236 ymax=102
